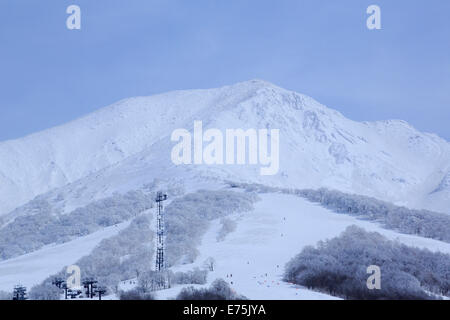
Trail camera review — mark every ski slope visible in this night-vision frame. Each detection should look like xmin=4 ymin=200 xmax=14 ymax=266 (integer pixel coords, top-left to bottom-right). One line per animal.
xmin=2 ymin=191 xmax=449 ymax=299
xmin=0 ymin=221 xmax=129 ymax=292
xmin=1 ymin=80 xmax=450 ymax=299
xmin=156 ymin=192 xmax=450 ymax=300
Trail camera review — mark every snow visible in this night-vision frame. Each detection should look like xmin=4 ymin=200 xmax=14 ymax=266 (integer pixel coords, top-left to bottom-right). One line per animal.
xmin=1 ymin=191 xmax=449 ymax=299
xmin=155 ymin=193 xmax=450 ymax=300
xmin=1 ymin=80 xmax=450 ymax=299
xmin=1 ymin=80 xmax=450 ymax=218
xmin=0 ymin=221 xmax=130 ymax=292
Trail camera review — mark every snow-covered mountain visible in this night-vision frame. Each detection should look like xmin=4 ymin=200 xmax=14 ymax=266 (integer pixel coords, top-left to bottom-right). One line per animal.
xmin=2 ymin=80 xmax=450 ymax=300
xmin=1 ymin=79 xmax=449 ymax=217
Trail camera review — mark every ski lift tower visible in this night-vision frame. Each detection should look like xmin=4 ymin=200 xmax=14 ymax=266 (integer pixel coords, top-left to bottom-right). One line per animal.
xmin=155 ymin=191 xmax=168 ymax=273
xmin=12 ymin=285 xmax=27 ymax=300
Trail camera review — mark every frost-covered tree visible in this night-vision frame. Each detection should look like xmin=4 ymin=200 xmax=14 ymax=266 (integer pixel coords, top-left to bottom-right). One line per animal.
xmin=165 ymin=190 xmax=258 ymax=266
xmin=203 ymin=257 xmax=216 ymax=272
xmin=176 ymin=279 xmax=247 ymax=300
xmin=284 ymin=226 xmax=450 ymax=299
xmin=28 ymin=190 xmax=258 ymax=298
xmin=0 ymin=190 xmax=154 ymax=261
xmin=231 ymin=182 xmax=450 ymax=243
xmin=0 ymin=290 xmax=12 ymax=300
xmin=119 ymin=289 xmax=155 ymax=300
xmin=29 ymin=280 xmax=62 ymax=300
xmin=217 ymin=218 xmax=237 ymax=241
xmin=173 ymin=268 xmax=208 ymax=285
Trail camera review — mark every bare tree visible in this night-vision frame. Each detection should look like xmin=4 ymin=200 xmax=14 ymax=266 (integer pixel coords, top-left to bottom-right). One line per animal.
xmin=203 ymin=257 xmax=216 ymax=272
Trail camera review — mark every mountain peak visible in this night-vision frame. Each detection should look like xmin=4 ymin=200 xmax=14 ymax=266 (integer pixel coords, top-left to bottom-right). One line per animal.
xmin=234 ymin=79 xmax=281 ymax=89
xmin=0 ymin=80 xmax=450 ymax=216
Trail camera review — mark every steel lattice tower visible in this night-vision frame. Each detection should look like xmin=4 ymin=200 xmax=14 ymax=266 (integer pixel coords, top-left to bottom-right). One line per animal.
xmin=12 ymin=285 xmax=27 ymax=300
xmin=155 ymin=191 xmax=168 ymax=272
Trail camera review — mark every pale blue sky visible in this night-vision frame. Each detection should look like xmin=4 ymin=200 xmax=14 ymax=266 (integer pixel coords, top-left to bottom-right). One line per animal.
xmin=0 ymin=0 xmax=449 ymax=141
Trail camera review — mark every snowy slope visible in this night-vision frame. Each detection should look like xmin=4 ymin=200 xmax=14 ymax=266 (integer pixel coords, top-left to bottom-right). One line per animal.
xmin=0 ymin=85 xmax=251 ymax=215
xmin=3 ymin=191 xmax=449 ymax=299
xmin=0 ymin=221 xmax=130 ymax=291
xmin=2 ymin=80 xmax=450 ymax=300
xmin=1 ymin=80 xmax=449 ymax=218
xmin=138 ymin=192 xmax=450 ymax=300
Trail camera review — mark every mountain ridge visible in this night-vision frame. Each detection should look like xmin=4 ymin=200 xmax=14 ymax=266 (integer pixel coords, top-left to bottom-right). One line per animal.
xmin=1 ymin=80 xmax=449 ymax=216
